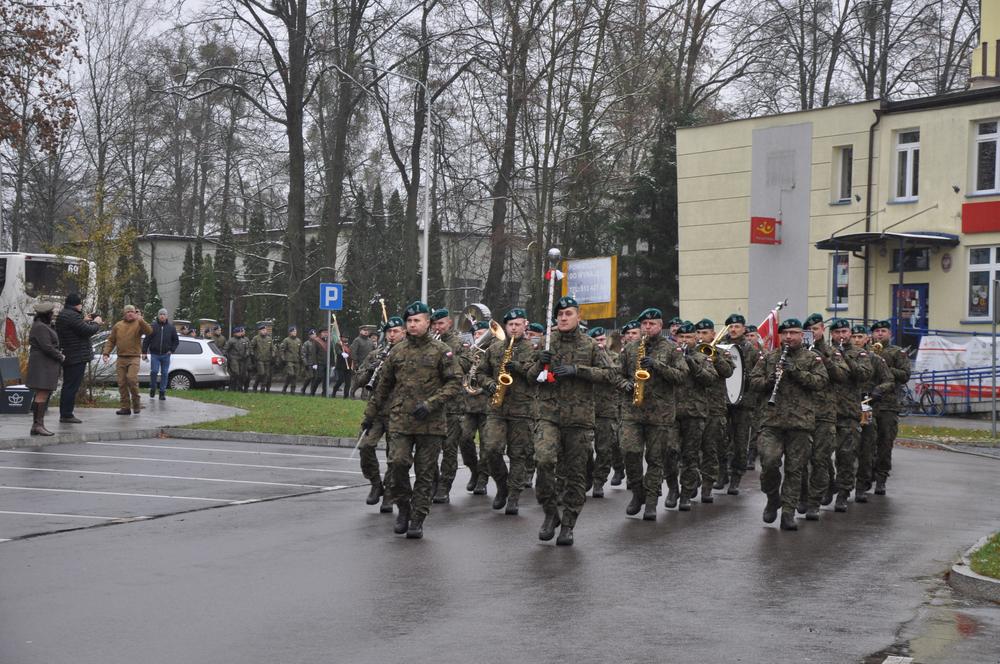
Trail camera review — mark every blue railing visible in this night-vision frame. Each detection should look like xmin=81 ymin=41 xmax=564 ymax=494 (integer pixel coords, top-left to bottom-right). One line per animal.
xmin=911 ymin=365 xmax=999 ymax=415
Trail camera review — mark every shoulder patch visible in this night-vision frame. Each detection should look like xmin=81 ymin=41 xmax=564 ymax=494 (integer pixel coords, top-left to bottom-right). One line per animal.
xmin=445 ymin=351 xmax=453 ymax=358
xmin=814 ymin=356 xmax=823 ymax=361
xmin=860 ymin=352 xmax=867 ymax=357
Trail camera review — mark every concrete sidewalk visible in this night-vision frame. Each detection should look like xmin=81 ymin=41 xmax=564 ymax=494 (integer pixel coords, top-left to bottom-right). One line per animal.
xmin=0 ymin=397 xmax=244 ymax=449
xmin=901 ymin=414 xmax=998 ymax=430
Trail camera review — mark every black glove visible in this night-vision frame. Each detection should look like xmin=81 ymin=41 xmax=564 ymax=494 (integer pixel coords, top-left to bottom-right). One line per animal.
xmin=539 ymin=350 xmax=554 ymax=365
xmin=412 ymin=401 xmax=431 ymax=420
xmin=870 ymin=388 xmax=883 ymax=402
xmin=552 ymin=364 xmax=576 ymax=377
xmin=483 ymin=382 xmax=498 ymax=396
xmin=639 ymin=356 xmax=654 ymax=370
xmin=360 ymin=418 xmax=373 ymax=432
xmin=620 ymin=380 xmax=635 ymax=394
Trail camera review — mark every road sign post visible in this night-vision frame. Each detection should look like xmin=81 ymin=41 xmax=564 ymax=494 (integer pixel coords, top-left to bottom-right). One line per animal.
xmin=320 ymin=284 xmax=344 ymax=398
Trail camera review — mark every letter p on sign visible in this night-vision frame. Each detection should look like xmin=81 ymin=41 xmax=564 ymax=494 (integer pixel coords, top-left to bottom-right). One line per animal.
xmin=319 ymin=283 xmax=344 ymax=311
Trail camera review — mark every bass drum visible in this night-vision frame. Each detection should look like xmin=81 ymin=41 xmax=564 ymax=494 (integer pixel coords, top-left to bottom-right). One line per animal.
xmin=718 ymin=343 xmax=745 ymax=405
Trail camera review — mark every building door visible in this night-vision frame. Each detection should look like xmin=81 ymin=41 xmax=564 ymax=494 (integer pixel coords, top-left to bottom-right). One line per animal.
xmin=892 ymin=283 xmax=928 ymax=351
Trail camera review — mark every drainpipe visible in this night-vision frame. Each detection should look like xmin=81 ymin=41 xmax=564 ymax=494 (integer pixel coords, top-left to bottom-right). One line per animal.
xmin=863 ymin=103 xmax=886 ymax=323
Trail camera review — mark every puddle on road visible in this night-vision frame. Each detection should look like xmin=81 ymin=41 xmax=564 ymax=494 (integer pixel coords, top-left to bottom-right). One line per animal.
xmin=863 ymin=575 xmax=1000 ymax=664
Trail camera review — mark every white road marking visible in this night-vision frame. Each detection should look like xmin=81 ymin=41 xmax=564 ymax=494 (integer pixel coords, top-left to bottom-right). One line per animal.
xmin=86 ymin=441 xmax=382 ymax=462
xmin=882 ymin=657 xmax=914 ymax=664
xmin=0 ymin=486 xmax=231 ymax=503
xmin=0 ymin=538 xmax=11 ymax=542
xmin=0 ymin=510 xmax=135 ymax=521
xmin=0 ymin=466 xmax=334 ymax=489
xmin=0 ymin=450 xmax=363 ymax=475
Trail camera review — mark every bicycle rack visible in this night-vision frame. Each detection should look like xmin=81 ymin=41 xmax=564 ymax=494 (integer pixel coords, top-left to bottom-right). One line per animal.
xmin=912 ymin=365 xmax=1000 ymax=416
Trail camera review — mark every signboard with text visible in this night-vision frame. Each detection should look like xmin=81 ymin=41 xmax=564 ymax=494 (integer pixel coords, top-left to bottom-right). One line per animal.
xmin=560 ymin=256 xmax=618 ymax=320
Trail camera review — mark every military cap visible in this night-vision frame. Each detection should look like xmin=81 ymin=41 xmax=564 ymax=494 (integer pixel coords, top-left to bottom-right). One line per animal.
xmin=851 ymin=324 xmax=868 ymax=334
xmin=745 ymin=324 xmax=757 ymax=333
xmin=637 ymin=307 xmax=663 ymax=321
xmin=870 ymin=319 xmax=892 ymax=331
xmin=34 ymin=302 xmax=56 ymax=314
xmin=677 ymin=321 xmax=696 ymax=334
xmin=430 ymin=308 xmax=450 ymax=321
xmin=503 ymin=307 xmax=527 ymax=323
xmin=403 ymin=301 xmax=431 ymax=319
xmin=587 ymin=326 xmax=606 ymax=338
xmin=256 ymin=321 xmax=267 ymax=330
xmin=385 ymin=316 xmax=405 ymax=329
xmin=803 ymin=313 xmax=825 ymax=328
xmin=234 ymin=325 xmax=246 ymax=333
xmin=667 ymin=317 xmax=683 ymax=326
xmin=777 ymin=318 xmax=803 ymax=332
xmin=287 ymin=325 xmax=297 ymax=332
xmin=694 ymin=318 xmax=714 ymax=330
xmin=621 ymin=320 xmax=640 ymax=333
xmin=828 ymin=318 xmax=850 ymax=331
xmin=472 ymin=320 xmax=490 ymax=331
xmin=527 ymin=322 xmax=545 ymax=334
xmin=306 ymin=327 xmax=316 ymax=335
xmin=554 ymin=296 xmax=578 ymax=313
xmin=724 ymin=313 xmax=746 ymax=325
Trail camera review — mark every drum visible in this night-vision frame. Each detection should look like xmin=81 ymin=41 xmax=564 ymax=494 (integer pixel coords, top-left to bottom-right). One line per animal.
xmin=718 ymin=343 xmax=745 ymax=405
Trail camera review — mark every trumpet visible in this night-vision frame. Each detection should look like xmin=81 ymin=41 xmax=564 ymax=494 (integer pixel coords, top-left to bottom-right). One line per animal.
xmin=633 ymin=334 xmax=650 ymax=406
xmin=872 ymin=342 xmax=884 ymax=353
xmin=464 ymin=319 xmax=506 ymax=395
xmin=694 ymin=327 xmax=729 ymax=358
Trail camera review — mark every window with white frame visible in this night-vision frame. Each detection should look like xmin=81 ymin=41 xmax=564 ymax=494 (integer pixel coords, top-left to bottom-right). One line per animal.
xmin=831 ymin=253 xmax=849 ymax=306
xmin=833 ymin=146 xmax=853 ymax=202
xmin=894 ymin=129 xmax=920 ymax=201
xmin=974 ymin=120 xmax=1000 ymax=193
xmin=967 ymin=246 xmax=1000 ymax=319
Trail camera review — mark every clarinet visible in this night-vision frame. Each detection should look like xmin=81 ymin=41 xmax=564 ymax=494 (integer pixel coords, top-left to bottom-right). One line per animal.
xmin=767 ymin=344 xmax=789 ymax=406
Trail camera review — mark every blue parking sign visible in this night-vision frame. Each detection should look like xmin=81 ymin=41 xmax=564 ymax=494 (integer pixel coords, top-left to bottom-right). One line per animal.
xmin=319 ymin=283 xmax=344 ymax=310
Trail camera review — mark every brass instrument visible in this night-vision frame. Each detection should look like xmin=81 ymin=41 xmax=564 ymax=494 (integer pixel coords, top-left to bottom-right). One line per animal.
xmin=633 ymin=334 xmax=650 ymax=406
xmin=860 ymin=396 xmax=873 ymax=425
xmin=872 ymin=342 xmax=884 ymax=353
xmin=695 ymin=327 xmax=730 ymax=358
xmin=767 ymin=344 xmax=789 ymax=406
xmin=490 ymin=336 xmax=516 ymax=408
xmin=464 ymin=319 xmax=506 ymax=395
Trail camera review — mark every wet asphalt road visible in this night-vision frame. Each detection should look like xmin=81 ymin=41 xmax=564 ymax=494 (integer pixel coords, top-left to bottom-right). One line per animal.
xmin=1 ymin=440 xmax=998 ymax=664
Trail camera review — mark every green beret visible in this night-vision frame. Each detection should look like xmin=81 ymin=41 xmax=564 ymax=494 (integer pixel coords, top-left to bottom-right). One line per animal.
xmin=527 ymin=322 xmax=544 ymax=334
xmin=852 ymin=324 xmax=869 ymax=334
xmin=745 ymin=324 xmax=757 ymax=333
xmin=829 ymin=318 xmax=850 ymax=331
xmin=587 ymin=326 xmax=606 ymax=338
xmin=256 ymin=321 xmax=267 ymax=330
xmin=870 ymin=320 xmax=892 ymax=331
xmin=777 ymin=318 xmax=803 ymax=332
xmin=667 ymin=317 xmax=683 ymax=326
xmin=503 ymin=307 xmax=527 ymax=323
xmin=621 ymin=320 xmax=639 ymax=333
xmin=403 ymin=301 xmax=431 ymax=319
xmin=234 ymin=325 xmax=246 ymax=333
xmin=555 ymin=296 xmax=578 ymax=312
xmin=472 ymin=320 xmax=490 ymax=331
xmin=385 ymin=316 xmax=404 ymax=330
xmin=803 ymin=313 xmax=824 ymax=328
xmin=677 ymin=322 xmax=695 ymax=334
xmin=637 ymin=307 xmax=662 ymax=321
xmin=694 ymin=318 xmax=714 ymax=331
xmin=430 ymin=308 xmax=449 ymax=321
xmin=724 ymin=313 xmax=746 ymax=325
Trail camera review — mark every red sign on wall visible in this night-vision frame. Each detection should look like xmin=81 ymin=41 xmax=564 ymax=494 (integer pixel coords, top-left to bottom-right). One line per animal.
xmin=962 ymin=200 xmax=1000 ymax=233
xmin=750 ymin=216 xmax=781 ymax=245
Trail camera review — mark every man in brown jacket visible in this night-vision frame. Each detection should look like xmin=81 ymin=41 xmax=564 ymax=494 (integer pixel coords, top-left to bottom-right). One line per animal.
xmin=102 ymin=305 xmax=152 ymax=414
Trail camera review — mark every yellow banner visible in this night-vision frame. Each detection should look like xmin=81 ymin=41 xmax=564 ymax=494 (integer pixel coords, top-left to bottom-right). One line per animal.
xmin=561 ymin=255 xmax=618 ymax=320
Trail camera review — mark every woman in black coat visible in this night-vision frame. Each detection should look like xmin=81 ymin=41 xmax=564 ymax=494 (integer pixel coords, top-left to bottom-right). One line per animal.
xmin=26 ymin=302 xmax=64 ymax=436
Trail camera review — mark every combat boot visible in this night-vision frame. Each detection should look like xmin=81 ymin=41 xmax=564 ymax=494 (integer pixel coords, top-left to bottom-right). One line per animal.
xmin=492 ymin=477 xmax=509 ymax=510
xmin=538 ymin=508 xmax=560 ymax=541
xmin=504 ymin=493 xmax=519 ymax=515
xmin=625 ymin=489 xmax=644 ymax=516
xmin=834 ymin=491 xmax=849 ymax=513
xmin=796 ymin=498 xmax=808 ymax=515
xmin=556 ymin=524 xmax=574 ymax=546
xmin=642 ymin=500 xmax=657 ymax=521
xmin=805 ymin=507 xmax=820 ymax=521
xmin=762 ymin=493 xmax=781 ymax=523
xmin=713 ymin=474 xmax=727 ymax=491
xmin=874 ymin=479 xmax=886 ymax=495
xmin=727 ymin=475 xmax=741 ymax=495
xmin=394 ymin=502 xmax=410 ymax=534
xmin=678 ymin=494 xmax=692 ymax=511
xmin=523 ymin=472 xmax=533 ymax=489
xmin=379 ymin=495 xmax=393 ymax=513
xmin=700 ymin=482 xmax=715 ymax=504
xmin=432 ymin=482 xmax=450 ymax=504
xmin=465 ymin=464 xmax=478 ymax=492
xmin=406 ymin=518 xmax=424 ymax=539
xmin=472 ymin=476 xmax=488 ymax=495
xmin=821 ymin=485 xmax=835 ymax=506
xmin=610 ymin=469 xmax=624 ymax=486
xmin=664 ymin=485 xmax=679 ymax=509
xmin=779 ymin=511 xmax=799 ymax=531
xmin=854 ymin=484 xmax=869 ymax=503
xmin=592 ymin=483 xmax=604 ymax=498
xmin=365 ymin=480 xmax=384 ymax=505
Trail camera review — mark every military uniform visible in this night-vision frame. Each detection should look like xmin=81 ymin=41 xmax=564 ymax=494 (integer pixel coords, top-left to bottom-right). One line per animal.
xmin=355 ymin=324 xmax=399 ymax=512
xmin=461 ymin=327 xmax=493 ymax=495
xmin=827 ymin=326 xmax=873 ymax=510
xmin=698 ymin=323 xmax=735 ymax=501
xmin=592 ymin=346 xmax=622 ymax=496
xmin=277 ymin=331 xmax=303 ymax=393
xmin=363 ymin=310 xmax=462 ymax=537
xmin=721 ymin=325 xmax=760 ymax=490
xmin=674 ymin=341 xmax=718 ymax=507
xmin=800 ymin=330 xmax=848 ymax=518
xmin=749 ymin=322 xmax=829 ymax=530
xmin=223 ymin=331 xmax=251 ymax=391
xmin=434 ymin=325 xmax=475 ymax=502
xmin=249 ymin=328 xmax=274 ymax=392
xmin=871 ymin=331 xmax=911 ymax=493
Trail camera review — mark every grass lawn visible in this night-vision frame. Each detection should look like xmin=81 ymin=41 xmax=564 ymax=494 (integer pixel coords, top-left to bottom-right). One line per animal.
xmin=898 ymin=424 xmax=999 ymax=446
xmin=174 ymin=390 xmax=367 ymax=439
xmin=970 ymin=532 xmax=1000 ymax=580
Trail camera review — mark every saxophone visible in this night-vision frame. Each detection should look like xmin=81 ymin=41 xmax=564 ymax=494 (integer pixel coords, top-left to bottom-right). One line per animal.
xmin=490 ymin=337 xmax=516 ymax=408
xmin=633 ymin=335 xmax=651 ymax=406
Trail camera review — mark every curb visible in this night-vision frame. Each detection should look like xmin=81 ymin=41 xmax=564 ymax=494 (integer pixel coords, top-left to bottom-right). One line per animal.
xmin=1 ymin=427 xmax=168 ymax=450
xmin=163 ymin=427 xmax=387 ymax=450
xmin=948 ymin=534 xmax=1000 ymax=603
xmin=897 ymin=437 xmax=1000 ymax=461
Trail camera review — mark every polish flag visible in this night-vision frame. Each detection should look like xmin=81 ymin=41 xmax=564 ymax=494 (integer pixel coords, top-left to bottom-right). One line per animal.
xmin=756 ymin=299 xmax=788 ymax=352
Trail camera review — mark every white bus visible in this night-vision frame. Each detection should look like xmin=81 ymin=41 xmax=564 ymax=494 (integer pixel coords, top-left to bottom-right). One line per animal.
xmin=0 ymin=252 xmax=98 ymax=353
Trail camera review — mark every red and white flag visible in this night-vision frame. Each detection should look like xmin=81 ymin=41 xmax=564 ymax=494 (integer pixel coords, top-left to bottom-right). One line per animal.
xmin=756 ymin=299 xmax=788 ymax=352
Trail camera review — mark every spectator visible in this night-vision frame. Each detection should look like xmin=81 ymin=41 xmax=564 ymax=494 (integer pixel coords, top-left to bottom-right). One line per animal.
xmin=102 ymin=305 xmax=152 ymax=415
xmin=54 ymin=293 xmax=103 ymax=424
xmin=143 ymin=308 xmax=180 ymax=401
xmin=26 ymin=302 xmax=64 ymax=436
xmin=349 ymin=326 xmax=375 ymax=397
xmin=332 ymin=337 xmax=352 ymax=398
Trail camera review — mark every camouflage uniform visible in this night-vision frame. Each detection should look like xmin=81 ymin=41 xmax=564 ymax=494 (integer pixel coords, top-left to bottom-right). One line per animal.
xmin=592 ymin=347 xmax=623 ymax=493
xmin=460 ymin=340 xmax=491 ymax=493
xmin=674 ymin=350 xmax=718 ymax=500
xmin=858 ymin=348 xmax=891 ymax=493
xmin=277 ymin=335 xmax=303 ymax=393
xmin=223 ymin=335 xmax=251 ymax=392
xmin=829 ymin=341 xmax=873 ymax=500
xmin=872 ymin=343 xmax=911 ymax=487
xmin=722 ymin=334 xmax=760 ymax=481
xmin=750 ymin=345 xmax=829 ymax=515
xmin=800 ymin=337 xmax=848 ymax=512
xmin=249 ymin=332 xmax=274 ymax=392
xmin=703 ymin=348 xmax=735 ymax=494
xmin=435 ymin=329 xmax=475 ymax=500
xmin=529 ymin=328 xmax=611 ymax=530
xmin=618 ymin=335 xmax=688 ymax=511
xmin=355 ymin=343 xmax=394 ymax=509
xmin=363 ymin=332 xmax=462 ymax=522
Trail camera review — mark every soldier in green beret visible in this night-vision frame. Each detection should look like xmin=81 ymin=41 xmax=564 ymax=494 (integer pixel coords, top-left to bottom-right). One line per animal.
xmin=869 ymin=320 xmax=911 ymax=496
xmin=430 ymin=308 xmax=477 ymax=503
xmin=827 ymin=319 xmax=874 ymax=512
xmin=720 ymin=313 xmax=760 ymax=494
xmin=694 ymin=318 xmax=734 ymax=502
xmin=852 ymin=324 xmax=891 ymax=502
xmin=462 ymin=319 xmax=494 ymax=495
xmin=672 ymin=321 xmax=719 ymax=510
xmin=249 ymin=322 xmax=274 ymax=392
xmin=587 ymin=326 xmax=624 ymax=497
xmin=278 ymin=326 xmax=303 ymax=394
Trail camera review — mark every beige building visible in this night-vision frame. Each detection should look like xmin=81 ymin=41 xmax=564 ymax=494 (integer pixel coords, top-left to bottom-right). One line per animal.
xmin=677 ymin=12 xmax=1000 ymax=348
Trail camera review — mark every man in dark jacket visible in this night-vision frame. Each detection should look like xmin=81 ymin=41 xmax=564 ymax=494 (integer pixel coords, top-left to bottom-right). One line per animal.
xmin=142 ymin=308 xmax=180 ymax=400
xmin=54 ymin=293 xmax=102 ymax=423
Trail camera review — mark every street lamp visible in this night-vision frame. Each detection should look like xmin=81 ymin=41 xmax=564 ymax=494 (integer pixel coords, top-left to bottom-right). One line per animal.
xmin=364 ymin=63 xmax=433 ymax=304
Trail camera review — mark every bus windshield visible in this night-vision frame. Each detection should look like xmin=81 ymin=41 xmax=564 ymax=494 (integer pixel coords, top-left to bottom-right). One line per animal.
xmin=23 ymin=259 xmax=84 ymax=298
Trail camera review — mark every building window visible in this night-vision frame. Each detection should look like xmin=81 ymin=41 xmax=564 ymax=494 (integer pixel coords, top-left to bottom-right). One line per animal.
xmin=831 ymin=253 xmax=849 ymax=306
xmin=894 ymin=129 xmax=920 ymax=201
xmin=974 ymin=120 xmax=1000 ymax=193
xmin=967 ymin=246 xmax=1000 ymax=319
xmin=889 ymin=247 xmax=930 ymax=273
xmin=832 ymin=145 xmax=853 ymax=202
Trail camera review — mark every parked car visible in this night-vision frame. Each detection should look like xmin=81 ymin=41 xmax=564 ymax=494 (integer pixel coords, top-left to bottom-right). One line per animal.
xmin=91 ymin=336 xmax=228 ymax=390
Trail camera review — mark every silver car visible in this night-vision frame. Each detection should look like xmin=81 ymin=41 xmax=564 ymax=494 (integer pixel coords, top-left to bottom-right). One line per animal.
xmin=91 ymin=336 xmax=229 ymax=390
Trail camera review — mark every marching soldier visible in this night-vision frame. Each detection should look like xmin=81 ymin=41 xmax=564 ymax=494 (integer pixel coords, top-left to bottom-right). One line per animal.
xmin=587 ymin=327 xmax=623 ymax=497
xmin=695 ymin=318 xmax=735 ymax=502
xmin=300 ymin=329 xmax=318 ymax=395
xmin=278 ymin=326 xmax=303 ymax=394
xmin=720 ymin=314 xmax=760 ymax=494
xmin=462 ymin=320 xmax=493 ymax=495
xmin=869 ymin=320 xmax=911 ymax=496
xmin=828 ymin=318 xmax=874 ymax=512
xmin=666 ymin=317 xmax=683 ymax=342
xmin=223 ymin=326 xmax=250 ymax=392
xmin=522 ymin=321 xmax=546 ymax=488
xmin=528 ymin=296 xmax=611 ymax=545
xmin=611 ymin=320 xmax=642 ymax=486
xmin=853 ymin=324 xmax=890 ymax=502
xmin=618 ymin=308 xmax=688 ymax=520
xmin=430 ymin=309 xmax=476 ymax=504
xmin=478 ymin=308 xmax=536 ymax=515
xmin=525 ymin=322 xmax=544 ymax=348
xmin=749 ymin=318 xmax=828 ymax=531
xmin=361 ymin=302 xmax=463 ymax=539
xmin=799 ymin=314 xmax=848 ymax=520
xmin=249 ymin=322 xmax=274 ymax=392
xmin=672 ymin=322 xmax=718 ymax=510
xmin=356 ymin=317 xmax=405 ymax=513
xmin=744 ymin=323 xmax=764 ymax=469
